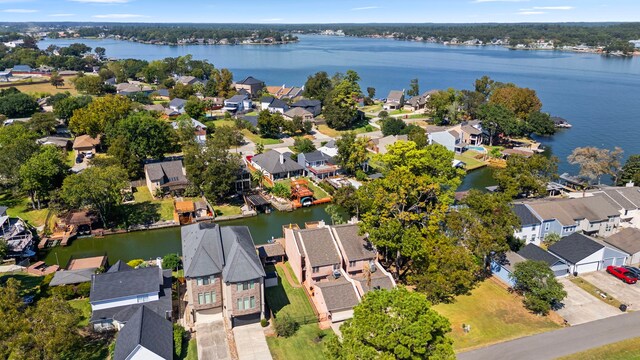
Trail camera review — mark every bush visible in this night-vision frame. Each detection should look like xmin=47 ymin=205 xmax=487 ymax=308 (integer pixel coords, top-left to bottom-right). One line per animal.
xmin=260 ymin=318 xmax=268 ymax=327
xmin=270 ymin=182 xmax=291 ymax=199
xmin=173 ymin=324 xmax=187 ymax=358
xmin=127 ymin=259 xmax=145 ymax=268
xmin=162 ymin=253 xmax=181 ymax=270
xmin=50 ymin=285 xmax=76 ymax=300
xmin=355 ymin=170 xmax=368 ymax=182
xmin=76 ymin=282 xmax=91 ymax=298
xmin=274 ymin=314 xmax=299 ymax=337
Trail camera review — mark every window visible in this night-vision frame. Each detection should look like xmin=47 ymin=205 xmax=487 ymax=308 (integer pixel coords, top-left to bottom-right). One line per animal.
xmin=544 ymin=222 xmax=550 ymax=231
xmin=237 ymin=296 xmax=256 ymax=310
xmin=198 ymin=293 xmax=204 ymax=305
xmin=198 ymin=292 xmax=216 ymax=305
xmin=312 ymin=267 xmax=319 ymax=273
xmin=137 ymin=295 xmax=149 ymax=303
xmin=197 ymin=276 xmax=212 ymax=286
xmin=236 ymin=280 xmax=255 ymax=291
xmin=349 ymin=261 xmax=356 ymax=268
xmin=333 ymin=264 xmax=339 ymax=270
xmin=530 ymin=235 xmax=535 ymax=242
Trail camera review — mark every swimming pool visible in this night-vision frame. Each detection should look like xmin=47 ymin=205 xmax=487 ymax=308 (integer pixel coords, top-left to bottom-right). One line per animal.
xmin=467 ymin=145 xmax=487 ymax=153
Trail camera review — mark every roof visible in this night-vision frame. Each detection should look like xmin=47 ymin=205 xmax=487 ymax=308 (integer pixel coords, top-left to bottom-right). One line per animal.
xmin=116 ymin=83 xmax=152 ymax=93
xmin=12 ymin=65 xmax=32 ymax=72
xmin=549 ymin=233 xmax=604 ymax=264
xmin=113 ymin=305 xmax=173 ymax=360
xmin=154 ymin=89 xmax=170 ymax=97
xmin=67 ymin=255 xmax=107 ymax=270
xmin=143 ymin=104 xmax=165 ymax=112
xmin=315 ymin=278 xmax=360 ymax=312
xmin=332 ymin=224 xmax=376 ymax=262
xmin=220 ymin=226 xmax=266 ymax=283
xmin=169 ymin=98 xmax=187 ymax=108
xmin=144 ymin=160 xmax=187 ymax=183
xmin=292 ymin=99 xmax=321 ymax=108
xmin=256 ymin=243 xmax=286 ymax=258
xmin=592 ymin=187 xmax=640 ymax=211
xmin=461 ymin=124 xmax=482 ymax=136
xmin=284 ymin=107 xmax=313 ymax=118
xmin=296 ymin=227 xmax=341 ymax=268
xmin=50 ymin=268 xmax=95 ymax=286
xmin=386 ymin=90 xmax=404 ymax=103
xmin=356 ymin=270 xmax=395 ymax=293
xmin=175 ymin=201 xmax=195 ymax=213
xmin=371 ymin=134 xmax=408 ymax=154
xmin=262 ymin=96 xmax=288 ymax=109
xmin=90 ymin=266 xmax=163 ymax=302
xmin=227 ymin=94 xmax=248 ymax=103
xmin=529 ymin=195 xmax=621 ymax=226
xmin=513 ymin=204 xmax=540 ymax=226
xmin=72 ymin=135 xmax=101 ymax=149
xmin=241 ymin=115 xmax=258 ymax=127
xmin=499 ymin=251 xmax=526 ymax=272
xmin=252 ymin=150 xmax=304 ymax=175
xmin=237 ymin=76 xmax=264 ymax=86
xmin=0 ymin=206 xmax=7 ymax=216
xmin=107 ymin=260 xmax=133 ymax=273
xmin=518 ymin=244 xmax=565 ymax=266
xmin=302 ymin=150 xmax=332 ymax=164
xmin=604 ymin=228 xmax=640 ymax=255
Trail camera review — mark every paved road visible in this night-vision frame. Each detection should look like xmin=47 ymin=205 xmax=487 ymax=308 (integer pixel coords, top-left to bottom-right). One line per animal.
xmin=458 ymin=311 xmax=640 ymax=360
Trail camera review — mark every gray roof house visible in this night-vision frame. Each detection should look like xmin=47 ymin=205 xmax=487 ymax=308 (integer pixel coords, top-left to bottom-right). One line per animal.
xmin=518 ymin=243 xmax=570 ymax=277
xmin=50 ymin=268 xmax=96 ymax=286
xmin=604 ymin=228 xmax=640 ymax=264
xmin=169 ymin=98 xmax=187 ymax=112
xmin=113 ymin=305 xmax=173 ymax=360
xmin=383 ymin=90 xmax=405 ymax=110
xmin=234 ymin=76 xmax=265 ymax=97
xmin=181 ymin=223 xmax=266 ymax=327
xmin=549 ymin=233 xmax=628 ymax=274
xmin=297 ymin=150 xmax=340 ymax=180
xmin=291 ymin=99 xmax=322 ymax=116
xmin=144 ymin=160 xmax=189 ymax=196
xmin=261 ymin=96 xmax=289 ymax=114
xmin=250 ymin=150 xmax=304 ymax=181
xmin=513 ymin=203 xmax=543 ymax=246
xmin=491 ymin=251 xmax=526 ymax=287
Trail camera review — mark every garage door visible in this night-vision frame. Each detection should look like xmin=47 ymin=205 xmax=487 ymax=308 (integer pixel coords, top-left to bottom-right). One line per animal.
xmin=602 ymin=258 xmax=615 ymax=267
xmin=576 ymin=261 xmax=600 ymax=274
xmin=232 ymin=313 xmax=261 ymax=327
xmin=195 ymin=308 xmax=223 ymax=324
xmin=330 ymin=310 xmax=354 ymax=323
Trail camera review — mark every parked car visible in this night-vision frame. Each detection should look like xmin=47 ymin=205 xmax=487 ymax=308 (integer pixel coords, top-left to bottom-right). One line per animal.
xmin=606 ymin=265 xmax=638 ymax=284
xmin=624 ymin=266 xmax=640 ymax=278
xmin=75 ymin=155 xmax=84 ymax=164
xmin=85 ymin=151 xmax=94 ymax=159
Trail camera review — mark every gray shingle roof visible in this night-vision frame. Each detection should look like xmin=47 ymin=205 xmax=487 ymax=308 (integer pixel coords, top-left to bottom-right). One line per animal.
xmin=548 ymin=233 xmax=604 ymax=264
xmin=357 ymin=271 xmax=395 ymax=293
xmin=604 ymin=228 xmax=640 ymax=255
xmin=169 ymin=98 xmax=186 ymax=109
xmin=332 ymin=224 xmax=376 ymax=262
xmin=315 ymin=278 xmax=360 ymax=312
xmin=107 ymin=260 xmax=132 ymax=273
xmin=292 ymin=99 xmax=321 ymax=108
xmin=227 ymin=94 xmax=248 ymax=103
xmin=90 ymin=266 xmax=163 ymax=302
xmin=238 ymin=76 xmax=264 ymax=86
xmin=303 ymin=150 xmax=332 ymax=163
xmin=114 ymin=305 xmax=173 ymax=360
xmin=297 ymin=227 xmax=341 ymax=268
xmin=386 ymin=90 xmax=404 ymax=103
xmin=251 ymin=150 xmax=304 ymax=175
xmin=513 ymin=204 xmax=540 ymax=226
xmin=220 ymin=226 xmax=266 ymax=283
xmin=518 ymin=244 xmax=565 ymax=266
xmin=144 ymin=160 xmax=187 ymax=183
xmin=50 ymin=268 xmax=95 ymax=286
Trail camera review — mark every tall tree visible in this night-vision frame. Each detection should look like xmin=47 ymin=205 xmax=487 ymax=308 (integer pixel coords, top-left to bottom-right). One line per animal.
xmin=489 ymin=86 xmax=542 ymax=120
xmin=303 ymin=71 xmax=332 ymax=101
xmin=366 ymin=87 xmax=376 ymax=99
xmin=0 ymin=92 xmax=39 ymax=118
xmin=213 ymin=68 xmax=235 ymax=98
xmin=335 ymin=132 xmax=369 ymax=174
xmin=257 ymin=110 xmax=283 ymax=139
xmin=510 ymin=260 xmax=567 ymax=315
xmin=53 ymin=95 xmax=92 ymax=122
xmin=69 ymin=94 xmax=133 ymax=136
xmin=494 ymin=154 xmax=558 ymax=198
xmin=183 ymin=138 xmax=241 ymax=203
xmin=185 ymin=97 xmax=206 ymax=119
xmin=28 ymin=112 xmax=58 ymax=136
xmin=525 ymin=111 xmax=556 ymax=136
xmin=568 ymin=146 xmax=624 ymax=185
xmin=72 ymin=75 xmax=106 ymax=95
xmin=324 ymin=78 xmax=361 ymax=130
xmin=107 ymin=112 xmax=174 ymax=162
xmin=0 ymin=124 xmax=40 ymax=186
xmin=49 ymin=71 xmax=64 ymax=88
xmin=325 ymin=287 xmax=454 ymax=360
xmin=407 ymin=78 xmax=420 ymax=97
xmin=19 ymin=146 xmax=69 ymax=209
xmin=617 ymin=155 xmax=640 ymax=186
xmin=477 ymin=103 xmax=519 ymax=146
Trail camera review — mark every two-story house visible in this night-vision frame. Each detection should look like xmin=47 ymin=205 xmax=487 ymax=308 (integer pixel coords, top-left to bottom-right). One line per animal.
xmin=368 ymin=134 xmax=408 ymax=155
xmin=89 ymin=261 xmax=172 ymax=331
xmin=171 ymin=118 xmax=208 ymax=145
xmin=113 ymin=305 xmax=173 ymax=360
xmin=144 ymin=160 xmax=189 ymax=197
xmin=224 ymin=94 xmax=252 ymax=112
xmin=260 ymin=96 xmax=289 ymax=114
xmin=513 ymin=203 xmax=543 ymax=245
xmin=181 ymin=223 xmax=266 ymax=328
xmin=234 ymin=76 xmax=265 ymax=98
xmin=297 ymin=150 xmax=340 ymax=180
xmin=383 ymin=90 xmax=405 ymax=111
xmin=291 ymin=99 xmax=322 ymax=117
xmin=284 ymin=107 xmax=315 ymax=122
xmin=169 ymin=98 xmax=187 ymax=113
xmin=249 ymin=150 xmax=305 ymax=183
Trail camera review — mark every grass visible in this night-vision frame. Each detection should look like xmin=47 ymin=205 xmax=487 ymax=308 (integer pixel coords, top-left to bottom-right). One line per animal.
xmin=306 ymin=180 xmax=331 ymax=199
xmin=557 ymin=337 xmax=640 ymax=360
xmin=265 ymin=263 xmax=315 ymax=320
xmin=266 ymin=323 xmax=333 ymax=360
xmin=0 ymin=273 xmax=44 ymax=297
xmin=455 ymin=151 xmax=487 ymax=171
xmin=242 ymin=129 xmax=282 ymax=145
xmin=210 ymin=119 xmax=236 ymax=128
xmin=132 ymin=186 xmax=175 ymax=221
xmin=0 ymin=81 xmax=79 ymax=96
xmin=361 ymin=104 xmax=382 ymax=114
xmin=390 ymin=109 xmax=409 ymax=115
xmin=315 ymin=124 xmax=372 ymax=138
xmin=0 ymin=191 xmax=50 ymax=228
xmin=433 ymin=279 xmax=561 ymax=352
xmin=570 ymin=277 xmax=624 ymax=309
xmin=181 ymin=338 xmax=198 ymax=360
xmin=214 ymin=204 xmax=243 ymax=217
xmin=68 ymin=298 xmax=91 ymax=327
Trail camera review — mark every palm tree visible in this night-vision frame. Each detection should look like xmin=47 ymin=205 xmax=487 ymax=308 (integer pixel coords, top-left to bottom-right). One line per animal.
xmin=251 ymin=169 xmax=265 ymax=189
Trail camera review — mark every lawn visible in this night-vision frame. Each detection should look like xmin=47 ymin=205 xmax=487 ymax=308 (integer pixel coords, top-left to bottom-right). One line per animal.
xmin=266 ymin=323 xmax=333 ymax=360
xmin=241 ymin=129 xmax=282 ymax=145
xmin=558 ymin=337 xmax=640 ymax=360
xmin=265 ymin=263 xmax=315 ymax=321
xmin=0 ymin=81 xmax=79 ymax=95
xmin=131 ymin=186 xmax=174 ymax=221
xmin=306 ymin=180 xmax=331 ymax=200
xmin=571 ymin=277 xmax=624 ymax=309
xmin=214 ymin=204 xmax=243 ymax=217
xmin=433 ymin=279 xmax=562 ymax=352
xmin=0 ymin=273 xmax=44 ymax=296
xmin=361 ymin=104 xmax=382 ymax=114
xmin=0 ymin=192 xmax=50 ymax=228
xmin=210 ymin=119 xmax=236 ymax=128
xmin=181 ymin=338 xmax=198 ymax=360
xmin=68 ymin=298 xmax=91 ymax=327
xmin=315 ymin=124 xmax=372 ymax=138
xmin=455 ymin=150 xmax=487 ymax=171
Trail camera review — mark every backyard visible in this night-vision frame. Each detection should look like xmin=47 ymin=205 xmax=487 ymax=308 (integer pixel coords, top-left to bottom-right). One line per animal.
xmin=68 ymin=298 xmax=91 ymax=327
xmin=0 ymin=191 xmax=51 ymax=228
xmin=433 ymin=278 xmax=562 ymax=352
xmin=0 ymin=273 xmax=44 ymax=296
xmin=266 ymin=324 xmax=333 ymax=360
xmin=558 ymin=337 xmax=640 ymax=360
xmin=265 ymin=263 xmax=316 ymax=321
xmin=315 ymin=123 xmax=373 ymax=138
xmin=455 ymin=150 xmax=487 ymax=171
xmin=0 ymin=80 xmax=79 ymax=95
xmin=242 ymin=129 xmax=282 ymax=145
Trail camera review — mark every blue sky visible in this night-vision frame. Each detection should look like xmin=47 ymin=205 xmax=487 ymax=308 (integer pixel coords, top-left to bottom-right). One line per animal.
xmin=0 ymin=0 xmax=638 ymax=23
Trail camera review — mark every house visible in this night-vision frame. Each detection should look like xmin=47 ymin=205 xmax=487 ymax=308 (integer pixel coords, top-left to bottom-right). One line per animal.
xmin=12 ymin=65 xmax=32 ymax=73
xmin=89 ymin=261 xmax=172 ymax=331
xmin=176 ymin=75 xmax=202 ymax=86
xmin=297 ymin=151 xmax=340 ymax=180
xmin=404 ymin=90 xmax=438 ymax=111
xmin=234 ymin=76 xmax=265 ymax=98
xmin=383 ymin=90 xmax=405 ymax=111
xmin=291 ymin=99 xmax=322 ymax=117
xmin=428 ymin=129 xmax=465 ymax=153
xmin=171 ymin=118 xmax=207 ymax=144
xmin=575 ymin=186 xmax=640 ymax=225
xmin=50 ymin=268 xmax=96 ymax=287
xmin=181 ymin=223 xmax=266 ymax=327
xmin=513 ymin=203 xmax=543 ymax=245
xmin=169 ymin=98 xmax=187 ymax=113
xmin=0 ymin=211 xmax=35 ymax=258
xmin=491 ymin=251 xmax=526 ymax=287
xmin=368 ymin=134 xmax=408 ymax=155
xmin=548 ymin=233 xmax=628 ymax=275
xmin=318 ymin=140 xmax=338 ymax=158
xmin=0 ymin=69 xmax=12 ymax=82
xmin=224 ymin=94 xmax=252 ymax=112
xmin=250 ymin=150 xmax=305 ymax=182
xmin=283 ymin=224 xmax=361 ymax=322
xmin=73 ymin=135 xmax=101 ymax=155
xmin=518 ymin=243 xmax=570 ymax=277
xmin=266 ymin=85 xmax=304 ymax=100
xmin=460 ymin=124 xmax=483 ymax=146
xmin=37 ymin=136 xmax=72 ymax=150
xmin=143 ymin=104 xmax=166 ymax=113
xmin=604 ymin=228 xmax=640 ymax=264
xmin=284 ymin=107 xmax=314 ymax=122
xmin=331 ymin=224 xmax=395 ymax=295
xmin=116 ymin=83 xmax=153 ymax=96
xmin=153 ymin=89 xmax=170 ymax=100
xmin=104 ymin=77 xmax=117 ymax=86
xmin=113 ymin=305 xmax=173 ymax=360
xmin=260 ymin=97 xmax=289 ymax=114
xmin=144 ymin=160 xmax=189 ymax=197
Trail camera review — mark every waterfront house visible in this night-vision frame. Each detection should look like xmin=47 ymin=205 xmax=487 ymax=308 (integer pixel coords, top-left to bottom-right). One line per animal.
xmin=428 ymin=129 xmax=465 ymax=153
xmin=113 ymin=305 xmax=173 ymax=360
xmin=368 ymin=134 xmax=408 ymax=155
xmin=50 ymin=268 xmax=96 ymax=287
xmin=405 ymin=90 xmax=438 ymax=111
xmin=513 ymin=203 xmax=544 ymax=245
xmin=89 ymin=261 xmax=172 ymax=331
xmin=266 ymin=85 xmax=304 ymax=100
xmin=73 ymin=135 xmax=101 ymax=155
xmin=181 ymin=223 xmax=266 ymax=327
xmin=169 ymin=98 xmax=187 ymax=113
xmin=171 ymin=118 xmax=207 ymax=144
xmin=291 ymin=99 xmax=322 ymax=117
xmin=249 ymin=150 xmax=305 ymax=183
xmin=383 ymin=90 xmax=405 ymax=111
xmin=176 ymin=75 xmax=202 ymax=86
xmin=116 ymin=83 xmax=153 ymax=96
xmin=549 ymin=233 xmax=628 ymax=274
xmin=284 ymin=107 xmax=314 ymax=122
xmin=0 ymin=209 xmax=35 ymax=258
xmin=297 ymin=150 xmax=340 ymax=180
xmin=460 ymin=123 xmax=483 ymax=146
xmin=224 ymin=94 xmax=252 ymax=112
xmin=572 ymin=186 xmax=640 ymax=226
xmin=260 ymin=96 xmax=289 ymax=114
xmin=234 ymin=76 xmax=265 ymax=98
xmin=144 ymin=160 xmax=189 ymax=197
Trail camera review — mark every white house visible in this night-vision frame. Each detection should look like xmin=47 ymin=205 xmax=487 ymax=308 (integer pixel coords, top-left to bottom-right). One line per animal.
xmin=513 ymin=203 xmax=543 ymax=246
xmin=548 ymin=233 xmax=628 ymax=275
xmin=224 ymin=94 xmax=252 ymax=112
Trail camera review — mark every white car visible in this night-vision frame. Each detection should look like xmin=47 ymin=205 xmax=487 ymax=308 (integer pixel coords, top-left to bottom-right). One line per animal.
xmin=85 ymin=151 xmax=94 ymax=159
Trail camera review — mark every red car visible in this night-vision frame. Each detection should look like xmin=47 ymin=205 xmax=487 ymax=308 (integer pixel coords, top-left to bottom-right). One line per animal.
xmin=607 ymin=266 xmax=638 ymax=284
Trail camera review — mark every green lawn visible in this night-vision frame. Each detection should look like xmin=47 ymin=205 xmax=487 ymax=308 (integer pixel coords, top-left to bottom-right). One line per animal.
xmin=266 ymin=323 xmax=333 ymax=360
xmin=316 ymin=124 xmax=372 ymax=138
xmin=265 ymin=263 xmax=315 ymax=321
xmin=242 ymin=129 xmax=282 ymax=145
xmin=558 ymin=337 xmax=640 ymax=360
xmin=214 ymin=204 xmax=243 ymax=217
xmin=306 ymin=180 xmax=330 ymax=199
xmin=361 ymin=104 xmax=383 ymax=114
xmin=182 ymin=338 xmax=198 ymax=360
xmin=0 ymin=192 xmax=50 ymax=228
xmin=433 ymin=279 xmax=561 ymax=352
xmin=210 ymin=119 xmax=236 ymax=128
xmin=0 ymin=273 xmax=44 ymax=296
xmin=68 ymin=298 xmax=91 ymax=327
xmin=132 ymin=186 xmax=175 ymax=221
xmin=455 ymin=151 xmax=487 ymax=171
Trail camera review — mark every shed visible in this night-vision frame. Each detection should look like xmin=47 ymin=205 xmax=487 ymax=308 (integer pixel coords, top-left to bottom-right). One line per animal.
xmin=604 ymin=228 xmax=640 ymax=265
xmin=256 ymin=243 xmax=286 ymax=265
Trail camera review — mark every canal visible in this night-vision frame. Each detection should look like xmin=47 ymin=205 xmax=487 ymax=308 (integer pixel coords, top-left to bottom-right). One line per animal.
xmin=43 ymin=205 xmax=333 ymax=267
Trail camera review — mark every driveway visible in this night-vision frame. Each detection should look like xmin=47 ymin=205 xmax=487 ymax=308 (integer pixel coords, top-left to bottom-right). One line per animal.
xmin=556 ymin=278 xmax=621 ymax=325
xmin=196 ymin=321 xmax=231 ymax=360
xmin=581 ymin=271 xmax=640 ymax=310
xmin=232 ymin=323 xmax=272 ymax=360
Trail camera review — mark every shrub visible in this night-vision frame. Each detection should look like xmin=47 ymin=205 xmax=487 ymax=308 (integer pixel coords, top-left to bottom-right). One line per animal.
xmin=260 ymin=318 xmax=268 ymax=327
xmin=355 ymin=170 xmax=368 ymax=182
xmin=271 ymin=183 xmax=291 ymax=199
xmin=127 ymin=259 xmax=145 ymax=268
xmin=76 ymin=282 xmax=91 ymax=298
xmin=274 ymin=314 xmax=299 ymax=337
xmin=50 ymin=285 xmax=76 ymax=300
xmin=162 ymin=253 xmax=181 ymax=270
xmin=173 ymin=324 xmax=187 ymax=358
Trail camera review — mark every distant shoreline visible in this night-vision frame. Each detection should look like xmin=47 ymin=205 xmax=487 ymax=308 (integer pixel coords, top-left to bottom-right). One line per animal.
xmin=45 ymin=36 xmax=299 ymax=47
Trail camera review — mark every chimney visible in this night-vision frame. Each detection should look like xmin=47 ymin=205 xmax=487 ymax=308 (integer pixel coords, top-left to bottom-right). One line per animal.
xmin=279 ymin=153 xmax=284 ymax=165
xmin=157 ymin=257 xmax=163 ymax=284
xmin=318 ymin=220 xmax=326 ymax=228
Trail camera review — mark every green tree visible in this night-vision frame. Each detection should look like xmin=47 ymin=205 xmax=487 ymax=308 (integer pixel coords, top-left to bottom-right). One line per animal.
xmin=53 ymin=95 xmax=92 ymax=122
xmin=543 ymin=232 xmax=561 ymax=247
xmin=61 ymin=165 xmax=129 ymax=225
xmin=293 ymin=137 xmax=316 ymax=154
xmin=489 ymin=86 xmax=542 ymax=120
xmin=525 ymin=111 xmax=556 ymax=136
xmin=568 ymin=146 xmax=624 ymax=185
xmin=366 ymin=87 xmax=376 ymax=99
xmin=72 ymin=75 xmax=106 ymax=95
xmin=303 ymin=71 xmax=332 ymax=101
xmin=494 ymin=154 xmax=558 ymax=199
xmin=28 ymin=112 xmax=58 ymax=136
xmin=69 ymin=95 xmax=133 ymax=136
xmin=183 ymin=138 xmax=241 ymax=203
xmin=617 ymin=155 xmax=640 ymax=186
xmin=0 ymin=92 xmax=39 ymax=118
xmin=270 ymin=182 xmax=291 ymax=199
xmin=49 ymin=71 xmax=64 ymax=88
xmin=324 ymin=76 xmax=361 ymax=130
xmin=381 ymin=117 xmax=406 ymax=136
xmin=335 ymin=132 xmax=369 ymax=174
xmin=325 ymin=204 xmax=345 ymax=225
xmin=213 ymin=68 xmax=235 ymax=98
xmin=0 ymin=240 xmax=7 ymax=260
xmin=173 ymin=324 xmax=187 ymax=358
xmin=0 ymin=124 xmax=40 ymax=186
xmin=212 ymin=125 xmax=243 ymax=149
xmin=407 ymin=78 xmax=419 ymax=97
xmin=257 ymin=110 xmax=283 ymax=139
xmin=108 ymin=112 xmax=174 ymax=161
xmin=19 ymin=146 xmax=69 ymax=209
xmin=162 ymin=253 xmax=181 ymax=270
xmin=185 ymin=97 xmax=206 ymax=119
xmin=169 ymin=83 xmax=195 ymax=100
xmin=325 ymin=287 xmax=454 ymax=360
xmin=510 ymin=260 xmax=567 ymax=315
xmin=255 ymin=141 xmax=265 ymax=155
xmin=477 ymin=103 xmax=519 ymax=145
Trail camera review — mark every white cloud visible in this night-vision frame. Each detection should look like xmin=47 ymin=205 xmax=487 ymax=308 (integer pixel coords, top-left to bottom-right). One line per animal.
xmin=517 ymin=11 xmax=545 ymax=15
xmin=1 ymin=8 xmax=36 ymax=12
xmin=473 ymin=0 xmax=529 ymax=3
xmin=92 ymin=13 xmax=148 ymax=18
xmin=531 ymin=6 xmax=573 ymax=10
xmin=352 ymin=6 xmax=381 ymax=11
xmin=49 ymin=13 xmax=76 ymax=17
xmin=260 ymin=18 xmax=283 ymax=22
xmin=70 ymin=0 xmax=129 ymax=3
